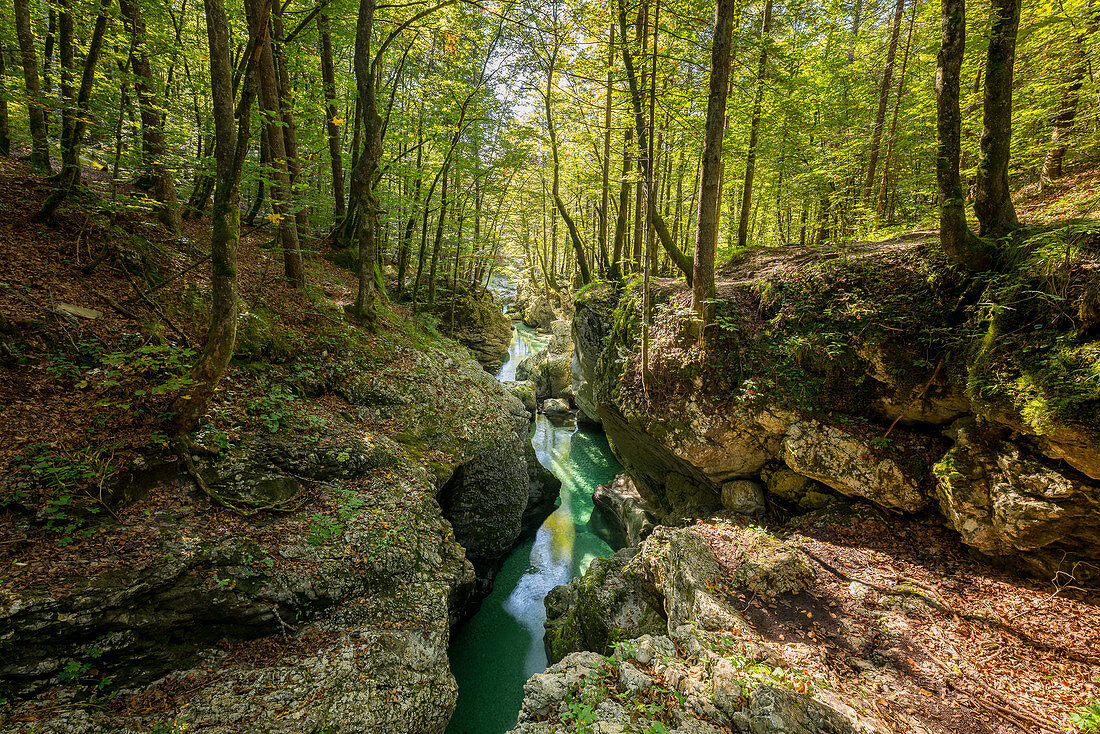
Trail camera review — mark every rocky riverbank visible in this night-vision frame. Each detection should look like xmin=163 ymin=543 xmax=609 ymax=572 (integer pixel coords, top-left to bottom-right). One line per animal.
xmin=1 ymin=282 xmax=555 ymax=733
xmin=512 ymin=232 xmax=1100 ymax=733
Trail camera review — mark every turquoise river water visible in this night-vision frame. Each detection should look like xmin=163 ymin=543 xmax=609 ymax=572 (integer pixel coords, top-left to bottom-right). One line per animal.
xmin=445 ymin=324 xmax=623 ymax=734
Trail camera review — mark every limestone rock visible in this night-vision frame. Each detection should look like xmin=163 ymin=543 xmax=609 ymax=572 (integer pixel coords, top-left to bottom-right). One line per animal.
xmin=760 ymin=463 xmax=838 ymax=512
xmin=541 ymin=397 xmax=571 ymax=416
xmin=780 ymin=420 xmax=928 ymax=512
xmin=503 ymin=379 xmax=537 ymax=412
xmin=523 ymin=294 xmax=556 ymax=330
xmin=433 ymin=289 xmax=513 ymax=370
xmin=624 ymin=526 xmax=747 ymax=632
xmin=543 ymin=547 xmax=665 ymax=663
xmin=934 ymin=423 xmax=1100 ymax=579
xmin=509 ymin=634 xmax=887 ymax=734
xmin=517 ymin=349 xmax=573 ymax=399
xmin=522 ymin=440 xmax=561 ymax=537
xmin=592 ymin=473 xmax=657 ymax=547
xmin=720 ymin=479 xmax=766 ymax=516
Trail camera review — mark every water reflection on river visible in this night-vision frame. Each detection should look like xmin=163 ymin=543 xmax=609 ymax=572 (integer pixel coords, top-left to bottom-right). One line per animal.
xmin=445 ymin=324 xmax=622 ymax=734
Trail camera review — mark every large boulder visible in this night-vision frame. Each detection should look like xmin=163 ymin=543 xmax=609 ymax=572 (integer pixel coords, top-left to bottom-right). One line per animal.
xmin=508 ymin=634 xmax=887 ymax=734
xmin=934 ymin=421 xmax=1100 ymax=579
xmin=780 ymin=419 xmax=928 ymax=512
xmin=543 ymin=547 xmax=664 ymax=663
xmin=522 ymin=294 xmax=556 ymax=330
xmin=517 ymin=350 xmax=573 ymax=399
xmin=433 ymin=289 xmax=513 ymax=370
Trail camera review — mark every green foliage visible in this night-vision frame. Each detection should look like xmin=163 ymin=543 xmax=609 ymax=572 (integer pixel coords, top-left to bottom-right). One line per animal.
xmin=246 ymin=387 xmax=297 ymax=434
xmin=1072 ymin=698 xmax=1100 ymax=731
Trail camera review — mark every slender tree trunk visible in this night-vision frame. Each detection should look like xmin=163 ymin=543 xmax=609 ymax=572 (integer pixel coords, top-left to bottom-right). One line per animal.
xmin=544 ymin=48 xmax=591 ymax=285
xmin=319 ymin=13 xmax=346 ymax=220
xmin=616 ymin=0 xmax=692 ymax=283
xmin=1038 ymin=2 xmax=1097 ymax=187
xmin=877 ymin=0 xmax=917 ymax=218
xmin=973 ymin=0 xmax=1021 ymax=238
xmin=37 ymin=0 xmax=111 ymax=222
xmin=256 ymin=23 xmax=305 ymax=287
xmin=736 ymin=0 xmax=772 ymax=250
xmin=612 ymin=128 xmax=632 ymax=279
xmin=693 ymin=0 xmax=736 ymax=324
xmin=13 ymin=0 xmax=50 ymax=171
xmin=397 ymin=115 xmax=423 ymax=298
xmin=600 ymin=22 xmax=614 ymax=276
xmin=246 ymin=132 xmax=268 ymax=225
xmin=271 ymin=2 xmax=308 ymax=235
xmin=120 ymin=0 xmax=181 ymax=233
xmin=428 ymin=168 xmax=449 ymax=305
xmin=43 ymin=10 xmax=55 ymax=142
xmin=936 ymin=0 xmax=992 ymax=269
xmin=175 ymin=0 xmax=266 ymax=433
xmin=0 ymin=49 xmax=9 ymax=155
xmin=863 ymin=0 xmax=906 ymax=205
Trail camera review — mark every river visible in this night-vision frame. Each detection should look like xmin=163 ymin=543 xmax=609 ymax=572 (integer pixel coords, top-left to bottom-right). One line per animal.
xmin=444 ymin=322 xmax=623 ymax=734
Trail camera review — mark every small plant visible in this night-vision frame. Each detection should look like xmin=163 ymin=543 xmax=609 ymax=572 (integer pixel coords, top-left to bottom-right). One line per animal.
xmin=306 ymin=513 xmax=343 ymax=545
xmin=562 ymin=696 xmax=597 ymax=733
xmin=1072 ymin=698 xmax=1100 ymax=732
xmin=58 ymin=660 xmax=91 ymax=683
xmin=247 ymin=387 xmax=297 ymax=433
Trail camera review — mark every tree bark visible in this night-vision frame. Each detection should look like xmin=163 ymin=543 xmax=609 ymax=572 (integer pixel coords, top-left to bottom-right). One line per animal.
xmin=612 ymin=128 xmax=632 ymax=279
xmin=12 ymin=0 xmax=50 ymax=171
xmin=120 ymin=0 xmax=182 ymax=233
xmin=174 ymin=0 xmax=266 ymax=433
xmin=693 ymin=0 xmax=736 ymax=324
xmin=599 ymin=22 xmax=615 ymax=276
xmin=319 ymin=13 xmax=346 ymax=220
xmin=736 ymin=0 xmax=772 ymax=250
xmin=876 ymin=0 xmax=917 ymax=218
xmin=255 ymin=20 xmax=306 ymax=288
xmin=0 ymin=48 xmax=9 ymax=155
xmin=935 ymin=0 xmax=992 ymax=269
xmin=616 ymin=0 xmax=692 ymax=283
xmin=863 ymin=0 xmax=905 ymax=204
xmin=37 ymin=0 xmax=110 ymax=222
xmin=544 ymin=47 xmax=591 ymax=286
xmin=973 ymin=0 xmax=1021 ymax=238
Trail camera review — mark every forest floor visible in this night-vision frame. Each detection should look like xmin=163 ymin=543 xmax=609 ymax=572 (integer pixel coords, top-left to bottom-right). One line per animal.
xmin=693 ymin=507 xmax=1100 ymax=734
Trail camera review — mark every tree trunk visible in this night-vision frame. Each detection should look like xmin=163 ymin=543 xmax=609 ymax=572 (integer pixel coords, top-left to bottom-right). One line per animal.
xmin=736 ymin=0 xmax=772 ymax=251
xmin=612 ymin=128 xmax=632 ymax=279
xmin=271 ymin=2 xmax=308 ymax=235
xmin=427 ymin=168 xmax=448 ymax=305
xmin=599 ymin=22 xmax=614 ymax=276
xmin=694 ymin=0 xmax=736 ymax=322
xmin=174 ymin=0 xmax=266 ymax=433
xmin=256 ymin=22 xmax=305 ymax=288
xmin=973 ymin=0 xmax=1021 ymax=238
xmin=0 ymin=49 xmax=9 ymax=155
xmin=13 ymin=0 xmax=50 ymax=171
xmin=397 ymin=115 xmax=423 ymax=298
xmin=544 ymin=48 xmax=591 ymax=286
xmin=37 ymin=0 xmax=110 ymax=222
xmin=319 ymin=13 xmax=346 ymax=220
xmin=877 ymin=0 xmax=917 ymax=218
xmin=120 ymin=0 xmax=182 ymax=233
xmin=935 ymin=0 xmax=992 ymax=269
xmin=863 ymin=0 xmax=905 ymax=204
xmin=616 ymin=0 xmax=692 ymax=283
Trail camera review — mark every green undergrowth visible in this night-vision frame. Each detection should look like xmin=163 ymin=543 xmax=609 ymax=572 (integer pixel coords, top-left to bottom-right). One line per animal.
xmin=602 ymin=228 xmax=1100 ymax=444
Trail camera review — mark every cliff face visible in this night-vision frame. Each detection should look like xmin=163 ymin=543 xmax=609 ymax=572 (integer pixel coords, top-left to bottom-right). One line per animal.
xmin=1 ymin=327 xmax=543 ymax=732
xmin=573 ymin=232 xmax=1100 ymax=580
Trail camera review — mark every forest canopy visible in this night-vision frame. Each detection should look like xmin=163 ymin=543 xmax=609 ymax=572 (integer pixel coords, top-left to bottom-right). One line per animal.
xmin=0 ymin=0 xmax=1097 ymax=419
